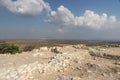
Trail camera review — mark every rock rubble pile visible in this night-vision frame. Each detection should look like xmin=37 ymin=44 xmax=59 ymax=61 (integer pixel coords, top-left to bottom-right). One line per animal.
xmin=0 ymin=45 xmax=89 ymax=80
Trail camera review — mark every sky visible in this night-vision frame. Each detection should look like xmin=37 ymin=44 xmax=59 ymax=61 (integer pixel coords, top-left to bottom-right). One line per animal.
xmin=0 ymin=0 xmax=120 ymax=40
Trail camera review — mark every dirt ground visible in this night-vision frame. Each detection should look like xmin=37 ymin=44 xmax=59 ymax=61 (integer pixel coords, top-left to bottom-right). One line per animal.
xmin=0 ymin=45 xmax=120 ymax=80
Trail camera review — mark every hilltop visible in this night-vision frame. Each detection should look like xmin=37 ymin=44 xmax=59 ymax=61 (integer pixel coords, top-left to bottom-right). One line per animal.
xmin=0 ymin=44 xmax=120 ymax=80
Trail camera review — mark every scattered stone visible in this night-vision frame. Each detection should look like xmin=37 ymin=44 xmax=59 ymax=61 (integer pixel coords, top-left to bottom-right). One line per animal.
xmin=71 ymin=77 xmax=81 ymax=80
xmin=115 ymin=62 xmax=120 ymax=65
xmin=102 ymin=73 xmax=107 ymax=77
xmin=40 ymin=47 xmax=49 ymax=52
xmin=33 ymin=53 xmax=44 ymax=57
xmin=89 ymin=51 xmax=120 ymax=60
xmin=72 ymin=44 xmax=86 ymax=49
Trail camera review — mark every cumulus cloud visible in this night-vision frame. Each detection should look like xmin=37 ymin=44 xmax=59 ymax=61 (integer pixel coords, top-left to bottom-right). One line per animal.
xmin=46 ymin=5 xmax=117 ymax=29
xmin=1 ymin=0 xmax=51 ymax=16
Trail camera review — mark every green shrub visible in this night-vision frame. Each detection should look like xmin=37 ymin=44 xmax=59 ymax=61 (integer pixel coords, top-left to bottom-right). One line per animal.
xmin=0 ymin=43 xmax=21 ymax=54
xmin=23 ymin=46 xmax=35 ymax=51
xmin=111 ymin=67 xmax=120 ymax=73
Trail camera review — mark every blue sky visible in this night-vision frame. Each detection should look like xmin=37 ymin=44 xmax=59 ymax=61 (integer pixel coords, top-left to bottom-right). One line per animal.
xmin=0 ymin=0 xmax=120 ymax=40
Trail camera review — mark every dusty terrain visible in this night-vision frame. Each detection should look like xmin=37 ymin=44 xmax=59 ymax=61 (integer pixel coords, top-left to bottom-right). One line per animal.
xmin=0 ymin=44 xmax=120 ymax=80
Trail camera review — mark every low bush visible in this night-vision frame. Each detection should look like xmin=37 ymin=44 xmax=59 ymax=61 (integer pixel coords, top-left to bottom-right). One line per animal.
xmin=0 ymin=43 xmax=21 ymax=54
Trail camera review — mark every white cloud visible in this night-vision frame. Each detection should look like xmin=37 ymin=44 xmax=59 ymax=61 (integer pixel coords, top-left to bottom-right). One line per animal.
xmin=46 ymin=6 xmax=75 ymax=26
xmin=46 ymin=5 xmax=117 ymax=29
xmin=1 ymin=0 xmax=51 ymax=16
xmin=57 ymin=28 xmax=64 ymax=33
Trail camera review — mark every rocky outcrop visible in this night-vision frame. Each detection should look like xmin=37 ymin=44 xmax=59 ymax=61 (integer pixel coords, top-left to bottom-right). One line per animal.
xmin=0 ymin=46 xmax=90 ymax=80
xmin=1 ymin=45 xmax=119 ymax=80
xmin=89 ymin=51 xmax=120 ymax=60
